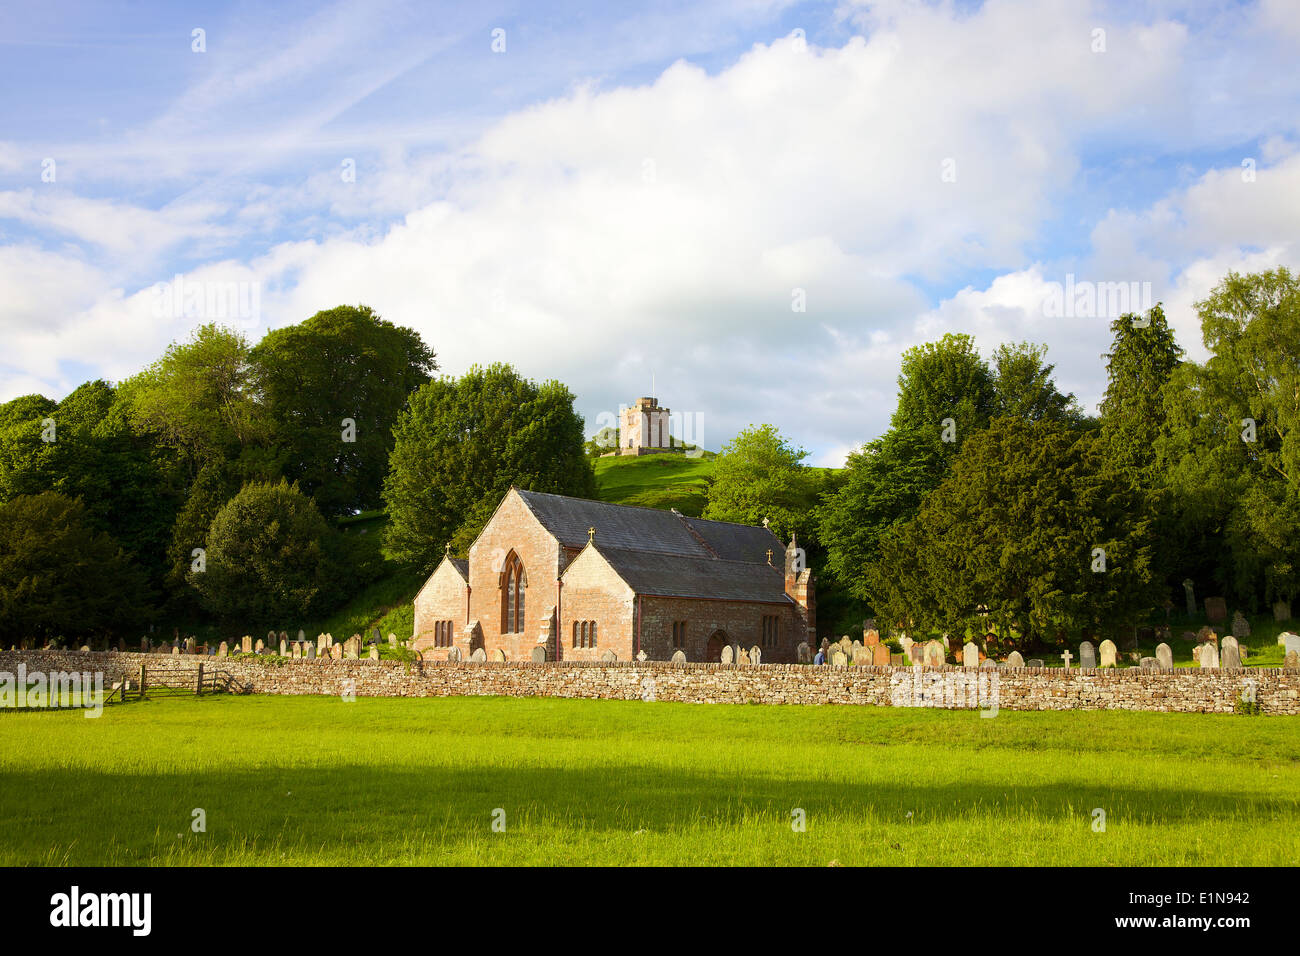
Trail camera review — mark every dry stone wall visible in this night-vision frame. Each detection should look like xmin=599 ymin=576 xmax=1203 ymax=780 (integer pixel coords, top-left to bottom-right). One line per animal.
xmin=3 ymin=650 xmax=1298 ymax=715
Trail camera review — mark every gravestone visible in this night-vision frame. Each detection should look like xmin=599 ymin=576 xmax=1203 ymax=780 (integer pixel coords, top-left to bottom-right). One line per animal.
xmin=1197 ymin=626 xmax=1218 ymax=646
xmin=907 ymin=644 xmax=923 ymax=665
xmin=864 ymin=629 xmax=880 ymax=647
xmin=1182 ymin=578 xmax=1196 ymax=617
xmin=831 ymin=650 xmax=847 ymax=667
xmin=852 ymin=644 xmax=869 ymax=664
xmin=1282 ymin=633 xmax=1300 ymax=658
xmin=267 ymin=630 xmax=276 ymax=646
xmin=372 ymin=628 xmax=382 ymax=645
xmin=217 ymin=641 xmax=228 ymax=657
xmin=738 ymin=649 xmax=751 ymax=665
xmin=1006 ymin=651 xmax=1025 ymax=668
xmin=1204 ymin=596 xmax=1227 ymax=623
xmin=981 ymin=659 xmax=996 ymax=669
xmin=1198 ymin=642 xmax=1219 ymax=668
xmin=1060 ymin=650 xmax=1073 ymax=668
xmin=1286 ymin=650 xmax=1300 ymax=668
xmin=720 ymin=645 xmax=733 ymax=665
xmin=493 ymin=649 xmax=506 ymax=662
xmin=140 ymin=637 xmax=149 ymax=652
xmin=924 ymin=640 xmax=944 ymax=667
xmin=305 ymin=644 xmax=316 ymax=660
xmin=749 ymin=646 xmax=761 ymax=665
xmin=278 ymin=631 xmax=288 ymax=646
xmin=962 ymin=642 xmax=979 ymax=667
xmin=242 ymin=635 xmax=253 ymax=653
xmin=297 ymin=629 xmax=305 ymax=642
xmin=1079 ymin=641 xmax=1096 ymax=669
xmin=1220 ymin=636 xmax=1241 ymax=669
xmin=1098 ymin=639 xmax=1117 ymax=668
xmin=671 ymin=650 xmax=687 ymax=664
xmin=1140 ymin=657 xmax=1158 ymax=668
xmin=1026 ymin=659 xmax=1044 ymax=668
xmin=526 ymin=646 xmax=543 ymax=662
xmin=171 ymin=643 xmax=180 ymax=656
xmin=1231 ymin=611 xmax=1250 ymax=639
xmin=899 ymin=636 xmax=913 ymax=655
xmin=368 ymin=646 xmax=379 ymax=661
xmin=891 ymin=653 xmax=905 ymax=666
xmin=182 ymin=637 xmax=195 ymax=654
xmin=470 ymin=647 xmax=486 ymax=662
xmin=600 ymin=650 xmax=617 ymax=663
xmin=279 ymin=639 xmax=288 ymax=656
xmin=1155 ymin=643 xmax=1173 ymax=669
xmin=872 ymin=644 xmax=891 ymax=666
xmin=446 ymin=646 xmax=461 ymax=662
xmin=254 ymin=639 xmax=265 ymax=654
xmin=796 ymin=642 xmax=810 ymax=663
xmin=388 ymin=633 xmax=397 ymax=646
xmin=291 ymin=643 xmax=301 ymax=659
xmin=1273 ymin=600 xmax=1291 ymax=622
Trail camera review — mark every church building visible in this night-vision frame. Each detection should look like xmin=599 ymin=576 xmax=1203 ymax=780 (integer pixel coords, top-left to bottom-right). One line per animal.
xmin=413 ymin=488 xmax=815 ymax=663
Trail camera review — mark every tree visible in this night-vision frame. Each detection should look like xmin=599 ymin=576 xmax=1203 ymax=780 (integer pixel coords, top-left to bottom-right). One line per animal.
xmin=0 ymin=493 xmax=150 ymax=644
xmin=702 ymin=425 xmax=819 ymax=538
xmin=1099 ymin=305 xmax=1184 ymax=478
xmin=1157 ymin=268 xmax=1300 ymax=605
xmin=383 ymin=364 xmax=595 ymax=572
xmin=866 ymin=418 xmax=1159 ymax=652
xmin=991 ymin=342 xmax=1083 ymax=424
xmin=250 ymin=305 xmax=436 ymax=516
xmin=191 ymin=480 xmax=334 ymax=623
xmin=585 ymin=425 xmax=618 ymax=459
xmin=891 ymin=332 xmax=995 ymax=439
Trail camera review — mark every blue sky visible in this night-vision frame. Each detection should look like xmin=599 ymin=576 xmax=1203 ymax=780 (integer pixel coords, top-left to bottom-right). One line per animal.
xmin=2 ymin=0 xmax=1298 ymax=464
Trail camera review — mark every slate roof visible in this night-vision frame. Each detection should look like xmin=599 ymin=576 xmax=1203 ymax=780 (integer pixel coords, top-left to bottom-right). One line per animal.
xmin=515 ymin=489 xmax=783 ymax=565
xmin=448 ymin=558 xmax=469 ymax=579
xmin=593 ymin=546 xmax=793 ymax=604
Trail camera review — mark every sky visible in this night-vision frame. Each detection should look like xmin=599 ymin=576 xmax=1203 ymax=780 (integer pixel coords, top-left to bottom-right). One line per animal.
xmin=1 ymin=0 xmax=1298 ymax=465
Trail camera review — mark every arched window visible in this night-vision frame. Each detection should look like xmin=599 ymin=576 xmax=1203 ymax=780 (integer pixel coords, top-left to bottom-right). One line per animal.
xmin=502 ymin=553 xmax=526 ymax=634
xmin=591 ymin=622 xmax=597 ymax=648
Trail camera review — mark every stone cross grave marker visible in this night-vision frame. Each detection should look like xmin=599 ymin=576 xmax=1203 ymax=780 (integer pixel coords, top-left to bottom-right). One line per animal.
xmin=1060 ymin=650 xmax=1072 ymax=668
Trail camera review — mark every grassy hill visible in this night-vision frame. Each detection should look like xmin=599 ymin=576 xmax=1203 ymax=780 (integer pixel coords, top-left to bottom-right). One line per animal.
xmin=592 ymin=451 xmax=715 ymax=516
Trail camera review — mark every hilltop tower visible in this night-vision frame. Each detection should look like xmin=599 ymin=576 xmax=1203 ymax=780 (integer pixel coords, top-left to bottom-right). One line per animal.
xmin=618 ymin=397 xmax=672 ymax=455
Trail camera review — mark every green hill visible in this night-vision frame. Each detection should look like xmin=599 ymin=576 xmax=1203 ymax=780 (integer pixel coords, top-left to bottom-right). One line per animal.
xmin=592 ymin=452 xmax=716 ymax=516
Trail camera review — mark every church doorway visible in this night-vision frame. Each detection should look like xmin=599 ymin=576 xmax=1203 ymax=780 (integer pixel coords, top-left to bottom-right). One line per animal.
xmin=706 ymin=630 xmax=729 ymax=662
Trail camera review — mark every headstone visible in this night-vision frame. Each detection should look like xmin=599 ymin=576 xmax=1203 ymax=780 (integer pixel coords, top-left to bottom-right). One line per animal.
xmin=1220 ymin=636 xmax=1241 ymax=669
xmin=1098 ymin=639 xmax=1117 ymax=667
xmin=372 ymin=628 xmax=381 ymax=645
xmin=469 ymin=647 xmax=486 ymax=662
xmin=1155 ymin=643 xmax=1173 ymax=669
xmin=737 ymin=649 xmax=751 ymax=665
xmin=749 ymin=646 xmax=760 ymax=665
xmin=1231 ymin=611 xmax=1250 ymax=639
xmin=1197 ymin=626 xmax=1218 ymax=646
xmin=1139 ymin=657 xmax=1158 ymax=669
xmin=1282 ymin=633 xmax=1300 ymax=659
xmin=1026 ymin=658 xmax=1044 ymax=668
xmin=267 ymin=630 xmax=276 ymax=646
xmin=1060 ymin=649 xmax=1073 ymax=668
xmin=831 ymin=650 xmax=847 ymax=667
xmin=305 ymin=644 xmax=316 ymax=659
xmin=254 ymin=639 xmax=264 ymax=654
xmin=852 ymin=644 xmax=869 ymax=664
xmin=962 ymin=642 xmax=979 ymax=667
xmin=671 ymin=650 xmax=687 ymax=664
xmin=330 ymin=644 xmax=342 ymax=660
xmin=446 ymin=646 xmax=461 ymax=662
xmin=183 ymin=637 xmax=196 ymax=654
xmin=981 ymin=659 xmax=996 ymax=668
xmin=291 ymin=643 xmax=301 ymax=659
xmin=368 ymin=646 xmax=379 ymax=661
xmin=491 ymin=648 xmax=506 ymax=662
xmin=1006 ymin=651 xmax=1025 ymax=668
xmin=297 ymin=629 xmax=305 ymax=642
xmin=140 ymin=637 xmax=149 ymax=652
xmin=908 ymin=644 xmax=924 ymax=665
xmin=899 ymin=636 xmax=914 ymax=655
xmin=924 ymin=639 xmax=944 ymax=667
xmin=1182 ymin=578 xmax=1196 ymax=617
xmin=890 ymin=653 xmax=904 ymax=666
xmin=864 ymin=629 xmax=880 ymax=647
xmin=1079 ymin=641 xmax=1096 ymax=669
xmin=796 ymin=642 xmax=810 ymax=663
xmin=1204 ymin=596 xmax=1227 ymax=623
xmin=1273 ymin=600 xmax=1291 ymax=622
xmin=279 ymin=639 xmax=288 ymax=656
xmin=600 ymin=650 xmax=617 ymax=663
xmin=170 ymin=643 xmax=180 ymax=656
xmin=720 ymin=645 xmax=733 ymax=665
xmin=278 ymin=630 xmax=288 ymax=646
xmin=1285 ymin=650 xmax=1300 ymax=668
xmin=217 ymin=641 xmax=228 ymax=657
xmin=872 ymin=644 xmax=891 ymax=666
xmin=242 ymin=635 xmax=253 ymax=653
xmin=1198 ymin=642 xmax=1219 ymax=668
xmin=388 ymin=633 xmax=397 ymax=646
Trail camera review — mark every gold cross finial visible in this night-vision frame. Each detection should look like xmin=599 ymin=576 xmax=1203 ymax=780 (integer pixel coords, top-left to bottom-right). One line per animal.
xmin=588 ymin=526 xmax=595 ymax=541
xmin=766 ymin=548 xmax=773 ymax=564
xmin=445 ymin=542 xmax=451 ymax=555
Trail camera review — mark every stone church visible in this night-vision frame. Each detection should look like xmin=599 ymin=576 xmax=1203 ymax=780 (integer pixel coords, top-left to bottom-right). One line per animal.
xmin=413 ymin=487 xmax=815 ymax=663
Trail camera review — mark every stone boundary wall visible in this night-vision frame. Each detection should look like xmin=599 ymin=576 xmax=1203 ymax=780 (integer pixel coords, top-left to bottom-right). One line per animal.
xmin=3 ymin=650 xmax=1299 ymax=714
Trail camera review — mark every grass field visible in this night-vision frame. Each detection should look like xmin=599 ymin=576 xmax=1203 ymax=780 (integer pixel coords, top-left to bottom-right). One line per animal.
xmin=2 ymin=694 xmax=1297 ymax=866
xmin=593 ymin=452 xmax=715 ymax=516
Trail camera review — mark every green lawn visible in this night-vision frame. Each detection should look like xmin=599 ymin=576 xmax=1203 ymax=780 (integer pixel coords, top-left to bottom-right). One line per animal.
xmin=593 ymin=452 xmax=716 ymax=515
xmin=2 ymin=695 xmax=1297 ymax=866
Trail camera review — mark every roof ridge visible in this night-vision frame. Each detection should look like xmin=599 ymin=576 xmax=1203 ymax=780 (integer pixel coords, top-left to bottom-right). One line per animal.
xmin=516 ymin=487 xmax=776 ymax=533
xmin=672 ymin=511 xmax=720 ymax=558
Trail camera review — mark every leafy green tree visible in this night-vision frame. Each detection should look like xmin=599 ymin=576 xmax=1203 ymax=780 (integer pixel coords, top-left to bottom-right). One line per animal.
xmin=991 ymin=342 xmax=1083 ymax=424
xmin=702 ymin=425 xmax=819 ymax=538
xmin=0 ymin=492 xmax=151 ymax=644
xmin=250 ymin=305 xmax=437 ymax=516
xmin=191 ymin=480 xmax=334 ymax=623
xmin=383 ymin=364 xmax=595 ymax=571
xmin=866 ymin=418 xmax=1159 ymax=652
xmin=1158 ymin=268 xmax=1300 ymax=604
xmin=891 ymin=332 xmax=995 ymax=439
xmin=1099 ymin=305 xmax=1184 ymax=478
